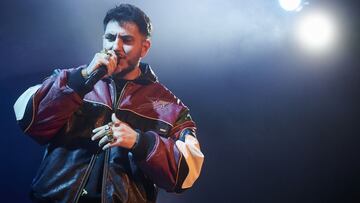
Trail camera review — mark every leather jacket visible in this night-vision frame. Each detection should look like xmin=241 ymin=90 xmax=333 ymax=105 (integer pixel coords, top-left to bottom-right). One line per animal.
xmin=14 ymin=63 xmax=204 ymax=203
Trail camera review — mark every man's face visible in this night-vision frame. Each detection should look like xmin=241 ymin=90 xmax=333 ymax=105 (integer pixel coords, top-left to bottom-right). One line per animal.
xmin=103 ymin=20 xmax=150 ymax=75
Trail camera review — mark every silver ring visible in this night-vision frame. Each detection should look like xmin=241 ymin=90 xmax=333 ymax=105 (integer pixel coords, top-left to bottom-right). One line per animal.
xmin=105 ymin=127 xmax=114 ymax=142
xmin=101 ymin=49 xmax=112 ymax=58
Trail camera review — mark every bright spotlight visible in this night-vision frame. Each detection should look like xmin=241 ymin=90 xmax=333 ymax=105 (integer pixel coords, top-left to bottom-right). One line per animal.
xmin=296 ymin=12 xmax=337 ymax=52
xmin=279 ymin=0 xmax=302 ymax=11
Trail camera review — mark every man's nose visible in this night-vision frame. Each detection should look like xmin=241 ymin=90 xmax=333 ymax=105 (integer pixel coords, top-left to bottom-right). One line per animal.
xmin=112 ymin=38 xmax=125 ymax=54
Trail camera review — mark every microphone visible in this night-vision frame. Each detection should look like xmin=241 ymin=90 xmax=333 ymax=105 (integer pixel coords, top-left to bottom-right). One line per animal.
xmin=84 ymin=65 xmax=108 ymax=87
xmin=91 ymin=65 xmax=108 ymax=80
xmin=84 ymin=49 xmax=122 ymax=87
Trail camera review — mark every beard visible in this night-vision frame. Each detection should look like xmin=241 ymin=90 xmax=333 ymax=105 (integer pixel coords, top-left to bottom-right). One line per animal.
xmin=114 ymin=57 xmax=140 ymax=78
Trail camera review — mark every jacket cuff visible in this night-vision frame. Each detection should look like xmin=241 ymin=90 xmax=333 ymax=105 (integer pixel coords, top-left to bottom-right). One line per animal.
xmin=67 ymin=68 xmax=89 ymax=97
xmin=131 ymin=130 xmax=157 ymax=161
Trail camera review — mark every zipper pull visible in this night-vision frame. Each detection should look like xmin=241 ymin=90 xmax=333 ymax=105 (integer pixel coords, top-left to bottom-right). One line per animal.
xmin=81 ymin=189 xmax=88 ymax=196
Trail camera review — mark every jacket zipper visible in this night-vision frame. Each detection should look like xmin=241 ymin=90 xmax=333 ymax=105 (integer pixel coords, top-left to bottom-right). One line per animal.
xmin=101 ymin=79 xmax=128 ymax=203
xmin=101 ymin=148 xmax=110 ymax=203
xmin=74 ymin=153 xmax=98 ymax=203
xmin=115 ymin=81 xmax=129 ymax=110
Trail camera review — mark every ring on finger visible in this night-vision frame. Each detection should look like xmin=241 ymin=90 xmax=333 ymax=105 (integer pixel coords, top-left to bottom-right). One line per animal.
xmin=105 ymin=125 xmax=114 ymax=142
xmin=105 ymin=122 xmax=113 ymax=129
xmin=101 ymin=49 xmax=112 ymax=58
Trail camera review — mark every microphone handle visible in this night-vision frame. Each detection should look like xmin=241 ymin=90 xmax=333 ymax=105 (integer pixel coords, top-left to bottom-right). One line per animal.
xmin=84 ymin=65 xmax=108 ymax=87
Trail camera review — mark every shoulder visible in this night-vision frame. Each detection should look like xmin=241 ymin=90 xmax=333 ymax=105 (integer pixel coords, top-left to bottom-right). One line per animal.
xmin=119 ymin=81 xmax=190 ymax=125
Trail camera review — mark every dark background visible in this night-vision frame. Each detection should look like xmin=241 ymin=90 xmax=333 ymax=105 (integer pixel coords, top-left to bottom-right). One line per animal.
xmin=1 ymin=0 xmax=360 ymax=202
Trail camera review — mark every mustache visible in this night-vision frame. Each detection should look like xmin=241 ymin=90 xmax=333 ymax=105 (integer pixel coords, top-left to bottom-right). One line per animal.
xmin=114 ymin=50 xmax=126 ymax=58
xmin=115 ymin=52 xmax=126 ymax=65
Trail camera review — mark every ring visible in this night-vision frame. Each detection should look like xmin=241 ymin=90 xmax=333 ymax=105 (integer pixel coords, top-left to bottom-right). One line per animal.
xmin=104 ymin=124 xmax=114 ymax=142
xmin=101 ymin=49 xmax=112 ymax=57
xmin=105 ymin=129 xmax=114 ymax=142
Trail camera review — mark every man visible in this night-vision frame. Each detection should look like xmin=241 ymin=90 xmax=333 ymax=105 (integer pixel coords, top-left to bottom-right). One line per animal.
xmin=13 ymin=4 xmax=204 ymax=203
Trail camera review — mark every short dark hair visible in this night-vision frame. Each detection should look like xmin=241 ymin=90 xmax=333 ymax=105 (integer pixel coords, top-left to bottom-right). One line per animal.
xmin=103 ymin=4 xmax=152 ymax=38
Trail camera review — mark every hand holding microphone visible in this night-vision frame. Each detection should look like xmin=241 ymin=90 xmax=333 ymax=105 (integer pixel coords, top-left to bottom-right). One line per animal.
xmin=82 ymin=49 xmax=118 ymax=79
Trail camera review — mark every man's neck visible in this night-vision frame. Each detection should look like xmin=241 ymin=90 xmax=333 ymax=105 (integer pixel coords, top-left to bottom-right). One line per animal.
xmin=123 ymin=66 xmax=141 ymax=80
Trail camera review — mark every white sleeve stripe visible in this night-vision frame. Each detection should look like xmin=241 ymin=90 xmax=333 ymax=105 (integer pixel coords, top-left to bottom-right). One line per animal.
xmin=175 ymin=134 xmax=204 ymax=189
xmin=13 ymin=85 xmax=41 ymax=121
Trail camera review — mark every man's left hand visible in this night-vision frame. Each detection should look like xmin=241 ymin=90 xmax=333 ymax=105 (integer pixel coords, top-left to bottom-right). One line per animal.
xmin=91 ymin=113 xmax=138 ymax=150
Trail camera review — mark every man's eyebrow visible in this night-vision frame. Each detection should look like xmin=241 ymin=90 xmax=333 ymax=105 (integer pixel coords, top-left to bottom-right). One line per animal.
xmin=104 ymin=33 xmax=133 ymax=37
xmin=104 ymin=33 xmax=115 ymax=37
xmin=121 ymin=35 xmax=134 ymax=39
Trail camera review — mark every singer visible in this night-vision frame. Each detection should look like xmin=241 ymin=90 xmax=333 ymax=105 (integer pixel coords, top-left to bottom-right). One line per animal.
xmin=13 ymin=4 xmax=204 ymax=203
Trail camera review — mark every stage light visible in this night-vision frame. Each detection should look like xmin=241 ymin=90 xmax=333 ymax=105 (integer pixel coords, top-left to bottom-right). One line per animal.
xmin=279 ymin=0 xmax=302 ymax=11
xmin=295 ymin=12 xmax=337 ymax=52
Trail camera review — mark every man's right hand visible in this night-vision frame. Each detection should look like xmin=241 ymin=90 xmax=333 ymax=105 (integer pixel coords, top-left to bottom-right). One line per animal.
xmin=82 ymin=49 xmax=118 ymax=78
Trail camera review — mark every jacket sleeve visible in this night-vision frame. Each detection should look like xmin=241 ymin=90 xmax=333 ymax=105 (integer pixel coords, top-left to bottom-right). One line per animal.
xmin=13 ymin=68 xmax=86 ymax=144
xmin=131 ymin=108 xmax=204 ymax=192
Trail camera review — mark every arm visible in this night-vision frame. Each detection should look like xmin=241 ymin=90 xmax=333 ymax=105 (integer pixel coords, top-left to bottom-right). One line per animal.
xmin=14 ymin=50 xmax=118 ymax=144
xmin=13 ymin=68 xmax=85 ymax=144
xmin=92 ymin=109 xmax=204 ymax=192
xmin=132 ymin=109 xmax=204 ymax=192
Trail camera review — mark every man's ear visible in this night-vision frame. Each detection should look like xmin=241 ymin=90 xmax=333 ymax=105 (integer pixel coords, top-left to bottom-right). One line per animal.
xmin=141 ymin=39 xmax=151 ymax=58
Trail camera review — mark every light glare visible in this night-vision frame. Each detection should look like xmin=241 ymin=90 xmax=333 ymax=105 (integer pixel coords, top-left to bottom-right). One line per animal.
xmin=279 ymin=0 xmax=302 ymax=11
xmin=296 ymin=12 xmax=337 ymax=52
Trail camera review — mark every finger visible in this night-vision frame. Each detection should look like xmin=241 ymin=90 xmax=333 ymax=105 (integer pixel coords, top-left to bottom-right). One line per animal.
xmin=98 ymin=135 xmax=111 ymax=147
xmin=112 ymin=113 xmax=121 ymax=123
xmin=102 ymin=142 xmax=112 ymax=150
xmin=92 ymin=125 xmax=106 ymax=133
xmin=107 ymin=57 xmax=117 ymax=76
xmin=107 ymin=50 xmax=116 ymax=58
xmin=91 ymin=128 xmax=106 ymax=141
xmin=102 ymin=137 xmax=122 ymax=150
xmin=100 ymin=50 xmax=111 ymax=58
xmin=110 ymin=53 xmax=117 ymax=65
xmin=96 ymin=58 xmax=110 ymax=67
xmin=101 ymin=53 xmax=110 ymax=59
xmin=95 ymin=53 xmax=110 ymax=64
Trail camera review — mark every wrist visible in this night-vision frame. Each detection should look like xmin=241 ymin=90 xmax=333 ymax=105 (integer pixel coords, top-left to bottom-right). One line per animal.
xmin=67 ymin=67 xmax=90 ymax=97
xmin=81 ymin=68 xmax=90 ymax=79
xmin=130 ymin=131 xmax=157 ymax=161
xmin=130 ymin=130 xmax=141 ymax=150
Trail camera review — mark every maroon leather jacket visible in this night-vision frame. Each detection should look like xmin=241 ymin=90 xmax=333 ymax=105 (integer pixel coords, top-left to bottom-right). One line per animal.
xmin=14 ymin=63 xmax=204 ymax=203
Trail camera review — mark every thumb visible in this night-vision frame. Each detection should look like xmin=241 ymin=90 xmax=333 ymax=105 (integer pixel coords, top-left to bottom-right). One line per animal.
xmin=112 ymin=113 xmax=121 ymax=123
